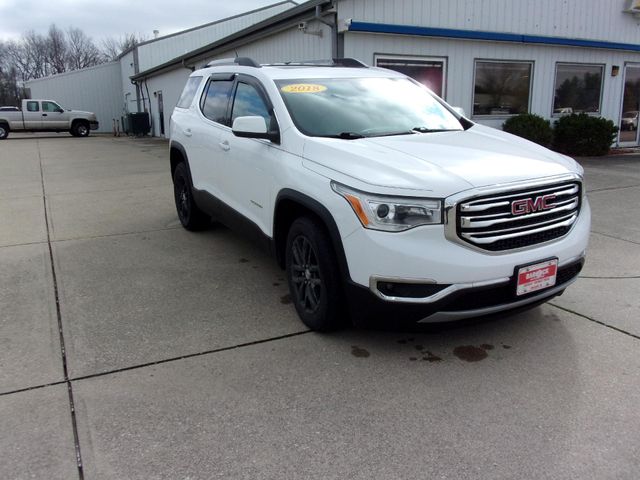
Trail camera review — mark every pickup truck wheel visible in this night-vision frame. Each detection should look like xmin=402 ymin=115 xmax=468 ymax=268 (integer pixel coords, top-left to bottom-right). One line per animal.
xmin=173 ymin=162 xmax=210 ymax=231
xmin=72 ymin=121 xmax=90 ymax=137
xmin=0 ymin=124 xmax=8 ymax=140
xmin=285 ymin=217 xmax=344 ymax=331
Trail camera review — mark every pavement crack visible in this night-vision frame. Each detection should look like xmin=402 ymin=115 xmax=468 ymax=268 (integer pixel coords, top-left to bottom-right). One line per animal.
xmin=52 ymin=226 xmax=183 ymax=244
xmin=549 ymin=303 xmax=640 ymax=341
xmin=69 ymin=330 xmax=312 ymax=383
xmin=38 ymin=140 xmax=85 ymax=480
xmin=591 ymin=231 xmax=640 ymax=246
xmin=579 ymin=275 xmax=640 ymax=279
xmin=588 ymin=183 xmax=640 ymax=193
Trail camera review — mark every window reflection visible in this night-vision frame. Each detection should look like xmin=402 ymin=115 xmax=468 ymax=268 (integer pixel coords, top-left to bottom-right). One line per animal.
xmin=553 ymin=64 xmax=603 ymax=114
xmin=473 ymin=61 xmax=532 ymax=116
xmin=277 ymin=77 xmax=462 ymax=137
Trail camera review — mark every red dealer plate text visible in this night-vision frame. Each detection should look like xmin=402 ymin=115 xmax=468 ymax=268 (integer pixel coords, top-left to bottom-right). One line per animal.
xmin=516 ymin=259 xmax=558 ymax=296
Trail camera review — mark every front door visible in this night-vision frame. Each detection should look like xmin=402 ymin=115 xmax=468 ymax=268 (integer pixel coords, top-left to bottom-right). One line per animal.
xmin=41 ymin=101 xmax=68 ymax=130
xmin=618 ymin=64 xmax=640 ymax=146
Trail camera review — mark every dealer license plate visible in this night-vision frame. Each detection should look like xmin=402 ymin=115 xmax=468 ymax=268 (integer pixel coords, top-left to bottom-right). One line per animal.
xmin=516 ymin=259 xmax=558 ymax=296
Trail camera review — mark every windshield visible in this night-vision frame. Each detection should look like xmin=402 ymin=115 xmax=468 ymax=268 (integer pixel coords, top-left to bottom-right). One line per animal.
xmin=276 ymin=77 xmax=463 ymax=138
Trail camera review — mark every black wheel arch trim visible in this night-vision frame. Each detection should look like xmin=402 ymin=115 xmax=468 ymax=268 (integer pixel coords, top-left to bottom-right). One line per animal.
xmin=169 ymin=141 xmax=194 ymax=184
xmin=275 ymin=188 xmax=352 ymax=283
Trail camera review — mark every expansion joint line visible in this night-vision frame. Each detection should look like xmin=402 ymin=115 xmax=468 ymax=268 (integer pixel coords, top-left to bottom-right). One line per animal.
xmin=37 ymin=140 xmax=85 ymax=480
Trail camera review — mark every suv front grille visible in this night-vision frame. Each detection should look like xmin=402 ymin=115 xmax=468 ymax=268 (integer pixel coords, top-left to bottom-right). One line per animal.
xmin=457 ymin=181 xmax=581 ymax=252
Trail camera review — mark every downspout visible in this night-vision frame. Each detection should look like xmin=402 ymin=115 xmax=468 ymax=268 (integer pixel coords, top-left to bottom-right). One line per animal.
xmin=144 ymin=78 xmax=154 ymax=135
xmin=315 ymin=2 xmax=338 ymax=58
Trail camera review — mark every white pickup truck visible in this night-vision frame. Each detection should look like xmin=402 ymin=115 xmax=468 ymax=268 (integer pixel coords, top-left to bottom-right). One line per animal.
xmin=0 ymin=99 xmax=99 ymax=139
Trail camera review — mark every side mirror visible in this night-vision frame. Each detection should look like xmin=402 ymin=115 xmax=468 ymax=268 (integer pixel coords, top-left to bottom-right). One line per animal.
xmin=55 ymin=108 xmax=64 ymax=113
xmin=452 ymin=106 xmax=467 ymax=118
xmin=232 ymin=116 xmax=279 ymax=143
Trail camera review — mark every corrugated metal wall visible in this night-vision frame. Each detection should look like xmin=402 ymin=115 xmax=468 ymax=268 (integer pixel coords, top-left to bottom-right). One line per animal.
xmin=120 ymin=50 xmax=139 ymax=115
xmin=343 ymin=32 xmax=640 ymax=131
xmin=25 ymin=62 xmax=122 ymax=133
xmin=144 ymin=68 xmax=193 ymax=137
xmin=142 ymin=22 xmax=332 ymax=138
xmin=200 ymin=21 xmax=333 ymax=67
xmin=338 ymin=0 xmax=640 ymax=44
xmin=136 ymin=2 xmax=296 ymax=72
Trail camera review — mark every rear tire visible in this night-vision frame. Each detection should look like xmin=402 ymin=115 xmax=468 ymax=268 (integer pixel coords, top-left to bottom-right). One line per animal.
xmin=285 ymin=216 xmax=345 ymax=331
xmin=172 ymin=162 xmax=210 ymax=231
xmin=0 ymin=124 xmax=9 ymax=140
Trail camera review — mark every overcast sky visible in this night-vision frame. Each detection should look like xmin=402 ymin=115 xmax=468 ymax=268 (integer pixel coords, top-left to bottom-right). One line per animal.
xmin=0 ymin=0 xmax=291 ymax=43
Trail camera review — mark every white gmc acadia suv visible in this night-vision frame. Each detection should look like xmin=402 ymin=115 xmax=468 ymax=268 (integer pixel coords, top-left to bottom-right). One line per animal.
xmin=169 ymin=57 xmax=590 ymax=331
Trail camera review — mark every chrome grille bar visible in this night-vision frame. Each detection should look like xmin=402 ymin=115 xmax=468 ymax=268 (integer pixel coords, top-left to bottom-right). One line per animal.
xmin=456 ymin=180 xmax=582 ymax=251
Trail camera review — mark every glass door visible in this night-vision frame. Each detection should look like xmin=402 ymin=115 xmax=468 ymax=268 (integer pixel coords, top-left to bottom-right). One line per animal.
xmin=619 ymin=64 xmax=640 ymax=145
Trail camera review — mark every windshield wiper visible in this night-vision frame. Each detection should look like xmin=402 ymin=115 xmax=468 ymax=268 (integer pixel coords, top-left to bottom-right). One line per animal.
xmin=411 ymin=127 xmax=459 ymax=133
xmin=326 ymin=132 xmax=365 ymax=140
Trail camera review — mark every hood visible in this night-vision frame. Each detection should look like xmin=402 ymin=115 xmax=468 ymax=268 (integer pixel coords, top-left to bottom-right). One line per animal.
xmin=70 ymin=110 xmax=96 ymax=118
xmin=302 ymin=124 xmax=580 ymax=197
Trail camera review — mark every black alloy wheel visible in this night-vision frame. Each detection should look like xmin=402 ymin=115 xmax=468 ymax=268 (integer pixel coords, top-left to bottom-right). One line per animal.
xmin=290 ymin=235 xmax=322 ymax=314
xmin=172 ymin=162 xmax=209 ymax=230
xmin=285 ymin=217 xmax=345 ymax=331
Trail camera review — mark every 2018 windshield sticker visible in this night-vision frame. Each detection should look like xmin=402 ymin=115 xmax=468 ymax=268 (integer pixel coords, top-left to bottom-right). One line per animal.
xmin=280 ymin=84 xmax=327 ymax=93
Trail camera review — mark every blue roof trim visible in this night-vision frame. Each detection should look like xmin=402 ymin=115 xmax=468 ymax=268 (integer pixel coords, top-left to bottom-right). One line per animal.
xmin=348 ymin=21 xmax=640 ymax=52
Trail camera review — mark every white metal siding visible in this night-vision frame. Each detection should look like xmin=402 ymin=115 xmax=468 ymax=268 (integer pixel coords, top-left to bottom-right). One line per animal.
xmin=338 ymin=0 xmax=640 ymax=44
xmin=200 ymin=21 xmax=333 ymax=67
xmin=144 ymin=68 xmax=192 ymax=137
xmin=120 ymin=50 xmax=139 ymax=114
xmin=25 ymin=62 xmax=122 ymax=133
xmin=137 ymin=2 xmax=296 ymax=72
xmin=344 ymin=32 xmax=640 ymax=132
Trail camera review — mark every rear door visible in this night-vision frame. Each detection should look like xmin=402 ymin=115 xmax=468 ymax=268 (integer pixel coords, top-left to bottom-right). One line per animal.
xmin=188 ymin=73 xmax=235 ymax=196
xmin=22 ymin=101 xmax=42 ymax=129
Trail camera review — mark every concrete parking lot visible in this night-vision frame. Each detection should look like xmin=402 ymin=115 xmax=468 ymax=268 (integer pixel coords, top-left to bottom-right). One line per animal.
xmin=1 ymin=133 xmax=639 ymax=479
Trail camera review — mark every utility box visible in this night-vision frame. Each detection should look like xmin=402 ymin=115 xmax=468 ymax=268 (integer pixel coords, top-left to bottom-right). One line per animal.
xmin=128 ymin=112 xmax=150 ymax=136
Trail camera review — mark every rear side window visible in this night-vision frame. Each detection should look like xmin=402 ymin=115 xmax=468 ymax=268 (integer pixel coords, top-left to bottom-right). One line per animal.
xmin=200 ymin=79 xmax=234 ymax=125
xmin=176 ymin=76 xmax=202 ymax=109
xmin=27 ymin=101 xmax=39 ymax=112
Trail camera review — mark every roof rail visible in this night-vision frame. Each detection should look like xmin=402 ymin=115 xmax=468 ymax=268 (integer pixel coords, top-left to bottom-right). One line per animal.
xmin=206 ymin=57 xmax=261 ymax=68
xmin=262 ymin=58 xmax=368 ymax=68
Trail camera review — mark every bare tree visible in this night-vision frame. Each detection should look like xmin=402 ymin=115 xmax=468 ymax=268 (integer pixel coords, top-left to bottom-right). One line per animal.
xmin=47 ymin=24 xmax=68 ymax=74
xmin=101 ymin=32 xmax=147 ymax=60
xmin=67 ymin=27 xmax=102 ymax=69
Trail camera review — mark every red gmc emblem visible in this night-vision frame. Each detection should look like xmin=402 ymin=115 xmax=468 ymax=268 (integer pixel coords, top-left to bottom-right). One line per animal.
xmin=511 ymin=194 xmax=556 ymax=216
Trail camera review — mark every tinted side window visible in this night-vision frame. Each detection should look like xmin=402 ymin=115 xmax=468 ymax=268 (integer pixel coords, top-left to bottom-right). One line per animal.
xmin=231 ymin=83 xmax=271 ymax=125
xmin=201 ymin=79 xmax=233 ymax=125
xmin=42 ymin=101 xmax=61 ymax=112
xmin=27 ymin=101 xmax=39 ymax=112
xmin=177 ymin=76 xmax=202 ymax=109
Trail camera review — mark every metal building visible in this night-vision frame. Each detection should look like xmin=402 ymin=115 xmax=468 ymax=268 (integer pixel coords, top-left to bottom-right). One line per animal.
xmin=26 ymin=0 xmax=640 ymax=146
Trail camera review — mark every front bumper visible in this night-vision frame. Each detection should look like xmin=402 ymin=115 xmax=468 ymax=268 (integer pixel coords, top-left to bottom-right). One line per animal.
xmin=347 ymin=256 xmax=584 ymax=323
xmin=339 ymin=192 xmax=590 ymax=322
xmin=90 ymin=121 xmax=99 ymax=130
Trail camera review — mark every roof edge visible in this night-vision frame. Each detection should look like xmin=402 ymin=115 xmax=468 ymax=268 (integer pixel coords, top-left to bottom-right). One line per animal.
xmin=131 ymin=0 xmax=330 ymax=81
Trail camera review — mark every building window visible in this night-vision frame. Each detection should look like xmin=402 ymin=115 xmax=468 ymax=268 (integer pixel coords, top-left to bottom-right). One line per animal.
xmin=553 ymin=63 xmax=603 ymax=114
xmin=473 ymin=60 xmax=533 ymax=116
xmin=375 ymin=55 xmax=447 ymax=98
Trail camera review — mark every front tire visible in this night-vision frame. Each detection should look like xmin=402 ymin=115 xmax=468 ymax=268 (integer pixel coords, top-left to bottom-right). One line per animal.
xmin=285 ymin=217 xmax=345 ymax=331
xmin=172 ymin=162 xmax=210 ymax=231
xmin=72 ymin=121 xmax=90 ymax=137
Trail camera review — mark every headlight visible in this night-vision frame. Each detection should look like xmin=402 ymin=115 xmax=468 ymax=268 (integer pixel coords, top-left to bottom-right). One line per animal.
xmin=331 ymin=181 xmax=442 ymax=231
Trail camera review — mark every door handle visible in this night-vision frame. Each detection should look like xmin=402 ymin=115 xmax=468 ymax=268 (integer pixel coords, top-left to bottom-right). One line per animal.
xmin=183 ymin=128 xmax=192 ymax=137
xmin=42 ymin=114 xmax=48 ymax=117
xmin=219 ymin=140 xmax=230 ymax=151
